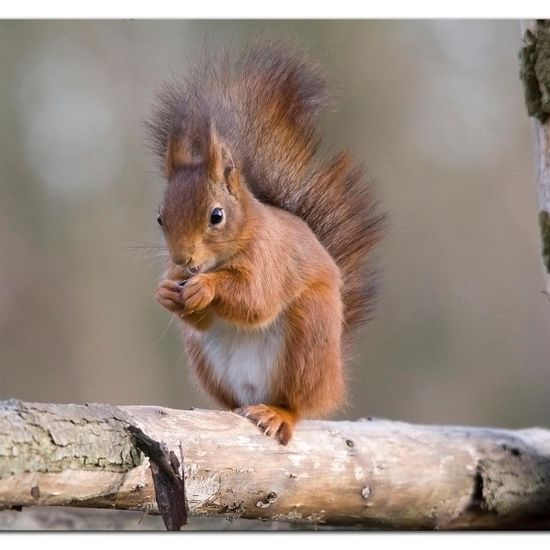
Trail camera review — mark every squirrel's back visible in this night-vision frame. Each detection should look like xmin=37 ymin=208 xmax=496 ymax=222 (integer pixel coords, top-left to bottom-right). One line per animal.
xmin=148 ymin=42 xmax=385 ymax=343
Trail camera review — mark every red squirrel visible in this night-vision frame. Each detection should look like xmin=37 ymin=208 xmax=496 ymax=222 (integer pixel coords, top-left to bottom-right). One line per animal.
xmin=148 ymin=43 xmax=385 ymax=445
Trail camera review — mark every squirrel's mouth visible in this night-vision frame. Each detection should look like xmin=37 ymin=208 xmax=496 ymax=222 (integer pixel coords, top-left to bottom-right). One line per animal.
xmin=185 ymin=256 xmax=220 ymax=276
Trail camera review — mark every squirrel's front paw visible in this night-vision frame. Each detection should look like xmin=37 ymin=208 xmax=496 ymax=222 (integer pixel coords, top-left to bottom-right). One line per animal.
xmin=155 ymin=279 xmax=186 ymax=314
xmin=181 ymin=274 xmax=215 ymax=314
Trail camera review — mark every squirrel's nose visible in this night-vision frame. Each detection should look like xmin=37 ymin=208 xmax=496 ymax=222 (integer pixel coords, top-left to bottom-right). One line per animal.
xmin=172 ymin=253 xmax=192 ymax=267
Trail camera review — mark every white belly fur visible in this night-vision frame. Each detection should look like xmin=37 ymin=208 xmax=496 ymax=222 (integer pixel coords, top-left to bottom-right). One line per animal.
xmin=198 ymin=314 xmax=284 ymax=406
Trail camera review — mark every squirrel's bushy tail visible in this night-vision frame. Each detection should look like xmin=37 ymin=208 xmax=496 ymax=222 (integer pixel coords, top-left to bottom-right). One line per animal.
xmin=147 ymin=42 xmax=386 ymax=337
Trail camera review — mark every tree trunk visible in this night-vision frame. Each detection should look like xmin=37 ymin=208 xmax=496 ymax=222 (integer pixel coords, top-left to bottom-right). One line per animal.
xmin=1 ymin=399 xmax=550 ymax=529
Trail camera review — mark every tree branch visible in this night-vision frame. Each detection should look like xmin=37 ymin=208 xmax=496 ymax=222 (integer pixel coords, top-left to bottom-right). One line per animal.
xmin=520 ymin=19 xmax=550 ymax=297
xmin=1 ymin=399 xmax=550 ymax=529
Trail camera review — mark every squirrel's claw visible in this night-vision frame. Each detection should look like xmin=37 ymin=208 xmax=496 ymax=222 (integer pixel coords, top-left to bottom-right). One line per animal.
xmin=234 ymin=404 xmax=297 ymax=445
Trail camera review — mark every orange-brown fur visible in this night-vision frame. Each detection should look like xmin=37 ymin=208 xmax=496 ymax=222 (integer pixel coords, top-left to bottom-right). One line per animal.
xmin=149 ymin=43 xmax=385 ymax=444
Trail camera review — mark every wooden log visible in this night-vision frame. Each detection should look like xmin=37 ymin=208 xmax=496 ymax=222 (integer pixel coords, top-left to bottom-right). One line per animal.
xmin=1 ymin=399 xmax=550 ymax=529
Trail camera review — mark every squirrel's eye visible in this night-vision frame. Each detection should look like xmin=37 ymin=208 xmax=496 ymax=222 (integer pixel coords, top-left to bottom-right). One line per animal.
xmin=210 ymin=207 xmax=224 ymax=225
xmin=157 ymin=213 xmax=163 ymax=227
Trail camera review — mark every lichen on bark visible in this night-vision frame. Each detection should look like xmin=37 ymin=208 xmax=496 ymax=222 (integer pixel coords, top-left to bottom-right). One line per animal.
xmin=0 ymin=400 xmax=142 ymax=479
xmin=540 ymin=211 xmax=550 ymax=274
xmin=520 ymin=20 xmax=550 ymax=122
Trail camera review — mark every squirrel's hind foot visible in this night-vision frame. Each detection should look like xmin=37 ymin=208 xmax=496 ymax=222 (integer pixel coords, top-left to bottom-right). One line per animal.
xmin=234 ymin=404 xmax=297 ymax=445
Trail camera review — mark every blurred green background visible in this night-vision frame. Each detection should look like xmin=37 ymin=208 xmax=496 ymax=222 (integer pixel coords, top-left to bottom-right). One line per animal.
xmin=1 ymin=19 xmax=548 ymax=429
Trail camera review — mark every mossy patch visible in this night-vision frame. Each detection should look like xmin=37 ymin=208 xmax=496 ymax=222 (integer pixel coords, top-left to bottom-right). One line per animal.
xmin=540 ymin=211 xmax=550 ymax=274
xmin=520 ymin=20 xmax=550 ymax=123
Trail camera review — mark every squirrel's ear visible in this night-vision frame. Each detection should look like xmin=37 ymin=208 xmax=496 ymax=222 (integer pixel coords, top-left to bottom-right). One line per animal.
xmin=207 ymin=124 xmax=239 ymax=193
xmin=164 ymin=133 xmax=202 ymax=179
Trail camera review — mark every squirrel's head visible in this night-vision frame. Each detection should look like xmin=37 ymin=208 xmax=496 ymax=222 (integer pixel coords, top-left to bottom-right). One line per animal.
xmin=158 ymin=124 xmax=249 ymax=276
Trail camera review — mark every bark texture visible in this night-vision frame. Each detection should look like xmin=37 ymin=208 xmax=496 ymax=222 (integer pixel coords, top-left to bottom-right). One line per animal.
xmin=1 ymin=399 xmax=550 ymax=529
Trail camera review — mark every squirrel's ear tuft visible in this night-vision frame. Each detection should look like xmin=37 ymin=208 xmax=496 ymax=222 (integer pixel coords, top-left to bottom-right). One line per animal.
xmin=164 ymin=133 xmax=202 ymax=179
xmin=207 ymin=124 xmax=238 ymax=192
